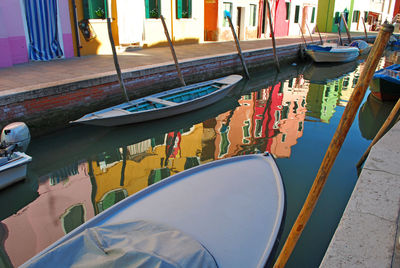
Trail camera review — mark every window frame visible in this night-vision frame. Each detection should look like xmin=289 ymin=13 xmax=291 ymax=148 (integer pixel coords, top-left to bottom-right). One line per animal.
xmin=294 ymin=5 xmax=300 ymax=23
xmin=83 ymin=0 xmax=109 ymax=20
xmin=145 ymin=0 xmax=162 ymax=19
xmin=249 ymin=4 xmax=257 ymax=27
xmin=176 ymin=0 xmax=192 ymax=19
xmin=285 ymin=2 xmax=290 ymax=21
xmin=223 ymin=2 xmax=233 ymax=27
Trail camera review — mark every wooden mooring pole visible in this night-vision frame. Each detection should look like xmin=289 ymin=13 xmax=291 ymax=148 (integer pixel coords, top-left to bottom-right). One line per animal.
xmin=160 ymin=15 xmax=186 ymax=86
xmin=306 ymin=23 xmax=314 ymax=43
xmin=316 ymin=25 xmax=323 ymax=44
xmin=225 ymin=11 xmax=250 ymax=79
xmin=362 ymin=17 xmax=369 ymax=40
xmin=273 ymin=23 xmax=394 ymax=268
xmin=337 ymin=23 xmax=343 ymax=45
xmin=298 ymin=23 xmax=307 ymax=46
xmin=357 ymin=97 xmax=400 ymax=168
xmin=341 ymin=13 xmax=352 ymax=43
xmin=266 ymin=1 xmax=280 ymax=72
xmin=106 ymin=18 xmax=129 ymax=102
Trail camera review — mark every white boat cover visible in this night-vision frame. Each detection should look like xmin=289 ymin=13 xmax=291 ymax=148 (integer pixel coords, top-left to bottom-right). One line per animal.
xmin=22 ymin=220 xmax=217 ymax=268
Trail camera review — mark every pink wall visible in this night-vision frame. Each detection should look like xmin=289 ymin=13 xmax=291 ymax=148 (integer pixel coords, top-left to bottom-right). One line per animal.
xmin=59 ymin=0 xmax=74 ymax=58
xmin=2 ymin=163 xmax=95 ymax=267
xmin=274 ymin=0 xmax=290 ymax=37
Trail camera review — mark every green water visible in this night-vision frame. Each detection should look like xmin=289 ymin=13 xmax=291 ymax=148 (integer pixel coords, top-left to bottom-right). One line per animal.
xmin=0 ymin=51 xmax=398 ymax=267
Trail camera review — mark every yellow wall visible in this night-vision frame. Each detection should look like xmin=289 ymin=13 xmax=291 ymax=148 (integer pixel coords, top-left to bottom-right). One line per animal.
xmin=68 ymin=0 xmax=120 ymax=56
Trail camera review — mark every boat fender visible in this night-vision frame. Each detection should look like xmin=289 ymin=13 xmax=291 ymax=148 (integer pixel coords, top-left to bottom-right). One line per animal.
xmin=1 ymin=122 xmax=31 ymax=152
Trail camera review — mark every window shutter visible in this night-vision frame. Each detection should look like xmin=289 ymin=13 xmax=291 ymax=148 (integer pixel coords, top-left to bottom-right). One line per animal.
xmin=145 ymin=0 xmax=150 ymax=18
xmin=177 ymin=0 xmax=182 ymax=19
xmin=311 ymin=7 xmax=315 ymax=23
xmin=83 ymin=0 xmax=90 ymax=19
xmin=188 ymin=0 xmax=192 ymax=18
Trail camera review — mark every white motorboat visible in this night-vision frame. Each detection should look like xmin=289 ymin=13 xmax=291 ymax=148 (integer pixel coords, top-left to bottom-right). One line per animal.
xmin=305 ymin=44 xmax=360 ymax=63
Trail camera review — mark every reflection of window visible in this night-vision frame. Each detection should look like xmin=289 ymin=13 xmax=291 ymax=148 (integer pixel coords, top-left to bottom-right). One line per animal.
xmin=353 ymin=10 xmax=360 ymax=22
xmin=83 ymin=0 xmax=107 ymax=19
xmin=298 ymin=121 xmax=303 ymax=132
xmin=97 ymin=189 xmax=128 ymax=213
xmin=177 ymin=0 xmax=192 ymax=18
xmin=61 ymin=204 xmax=85 ymax=234
xmin=255 ymin=119 xmax=262 ymax=137
xmin=294 ymin=6 xmax=300 ymax=23
xmin=145 ymin=0 xmax=161 ymax=18
xmin=286 ymin=2 xmax=290 ymax=20
xmin=148 ymin=168 xmax=170 ymax=185
xmin=223 ymin=2 xmax=233 ymax=27
xmin=219 ymin=126 xmax=230 ymax=157
xmin=281 ymin=104 xmax=290 ymax=119
xmin=243 ymin=120 xmax=250 ymax=137
xmin=249 ymin=4 xmax=257 ymax=26
xmin=281 ymin=133 xmax=287 ymax=142
xmin=311 ymin=7 xmax=316 ymax=23
xmin=242 ymin=94 xmax=252 ymax=100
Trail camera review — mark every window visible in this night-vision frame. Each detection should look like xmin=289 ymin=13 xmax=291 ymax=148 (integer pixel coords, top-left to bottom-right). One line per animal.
xmin=364 ymin=11 xmax=368 ymax=20
xmin=353 ymin=10 xmax=360 ymax=22
xmin=61 ymin=204 xmax=85 ymax=234
xmin=294 ymin=5 xmax=300 ymax=23
xmin=223 ymin=2 xmax=233 ymax=27
xmin=285 ymin=2 xmax=290 ymax=20
xmin=334 ymin=12 xmax=340 ymax=24
xmin=250 ymin=4 xmax=257 ymax=26
xmin=83 ymin=0 xmax=108 ymax=19
xmin=177 ymin=0 xmax=192 ymax=18
xmin=311 ymin=7 xmax=316 ymax=23
xmin=145 ymin=0 xmax=161 ymax=18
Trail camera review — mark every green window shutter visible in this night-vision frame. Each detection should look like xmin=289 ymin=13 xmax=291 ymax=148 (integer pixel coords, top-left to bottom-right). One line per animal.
xmin=83 ymin=0 xmax=90 ymax=19
xmin=286 ymin=2 xmax=290 ymax=20
xmin=177 ymin=0 xmax=182 ymax=18
xmin=294 ymin=5 xmax=300 ymax=23
xmin=188 ymin=0 xmax=192 ymax=18
xmin=311 ymin=7 xmax=315 ymax=23
xmin=145 ymin=0 xmax=150 ymax=18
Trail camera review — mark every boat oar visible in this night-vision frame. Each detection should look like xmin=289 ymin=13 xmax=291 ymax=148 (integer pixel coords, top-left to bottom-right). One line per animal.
xmin=341 ymin=13 xmax=352 ymax=43
xmin=225 ymin=11 xmax=251 ymax=79
xmin=266 ymin=1 xmax=280 ymax=73
xmin=106 ymin=18 xmax=129 ymax=102
xmin=356 ymin=97 xmax=400 ymax=168
xmin=160 ymin=15 xmax=186 ymax=86
xmin=362 ymin=17 xmax=369 ymax=40
xmin=316 ymin=25 xmax=323 ymax=45
xmin=273 ymin=22 xmax=394 ymax=268
xmin=337 ymin=23 xmax=343 ymax=45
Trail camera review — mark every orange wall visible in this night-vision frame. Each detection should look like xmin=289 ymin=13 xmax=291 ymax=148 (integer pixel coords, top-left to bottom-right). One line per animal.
xmin=204 ymin=0 xmax=218 ymax=40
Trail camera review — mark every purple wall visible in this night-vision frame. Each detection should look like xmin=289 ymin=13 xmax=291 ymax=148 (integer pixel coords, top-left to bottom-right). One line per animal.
xmin=0 ymin=0 xmax=74 ymax=69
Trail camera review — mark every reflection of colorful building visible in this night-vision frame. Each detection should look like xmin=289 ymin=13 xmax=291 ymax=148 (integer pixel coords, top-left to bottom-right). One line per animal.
xmin=271 ymin=76 xmax=308 ymax=158
xmin=307 ymin=78 xmax=342 ymax=123
xmin=1 ymin=163 xmax=93 ymax=267
xmin=92 ymin=124 xmax=204 ymax=214
xmin=337 ymin=65 xmax=362 ymax=106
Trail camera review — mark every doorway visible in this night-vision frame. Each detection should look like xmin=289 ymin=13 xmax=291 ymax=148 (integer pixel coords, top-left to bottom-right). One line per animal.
xmin=236 ymin=7 xmax=245 ymax=40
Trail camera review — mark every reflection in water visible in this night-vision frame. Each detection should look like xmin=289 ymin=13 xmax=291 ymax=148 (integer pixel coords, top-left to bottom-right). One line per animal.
xmin=0 ymin=52 xmax=397 ymax=267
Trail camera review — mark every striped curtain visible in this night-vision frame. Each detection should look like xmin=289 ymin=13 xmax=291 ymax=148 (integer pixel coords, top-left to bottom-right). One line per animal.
xmin=24 ymin=0 xmax=63 ymax=61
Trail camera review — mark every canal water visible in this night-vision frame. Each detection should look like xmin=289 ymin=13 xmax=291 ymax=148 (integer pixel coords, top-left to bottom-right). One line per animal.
xmin=1 ymin=50 xmax=399 ymax=267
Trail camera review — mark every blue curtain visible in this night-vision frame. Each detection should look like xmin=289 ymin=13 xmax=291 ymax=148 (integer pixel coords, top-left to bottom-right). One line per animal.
xmin=24 ymin=0 xmax=63 ymax=61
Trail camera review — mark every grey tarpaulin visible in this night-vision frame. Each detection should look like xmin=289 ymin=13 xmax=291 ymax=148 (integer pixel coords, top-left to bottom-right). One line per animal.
xmin=22 ymin=220 xmax=218 ymax=268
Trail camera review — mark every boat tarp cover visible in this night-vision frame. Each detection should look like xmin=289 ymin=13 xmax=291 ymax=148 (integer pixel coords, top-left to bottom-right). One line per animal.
xmin=23 ymin=220 xmax=218 ymax=268
xmin=306 ymin=45 xmax=332 ymax=51
xmin=373 ymin=64 xmax=400 ymax=84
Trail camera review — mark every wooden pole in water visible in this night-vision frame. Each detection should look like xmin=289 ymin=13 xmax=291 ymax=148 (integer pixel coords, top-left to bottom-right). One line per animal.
xmin=160 ymin=15 xmax=186 ymax=86
xmin=306 ymin=23 xmax=314 ymax=42
xmin=273 ymin=23 xmax=394 ymax=268
xmin=106 ymin=18 xmax=129 ymax=102
xmin=341 ymin=13 xmax=352 ymax=43
xmin=337 ymin=23 xmax=343 ymax=45
xmin=225 ymin=11 xmax=251 ymax=79
xmin=315 ymin=24 xmax=323 ymax=44
xmin=356 ymin=97 xmax=400 ymax=168
xmin=298 ymin=23 xmax=307 ymax=45
xmin=362 ymin=17 xmax=369 ymax=40
xmin=266 ymin=1 xmax=280 ymax=72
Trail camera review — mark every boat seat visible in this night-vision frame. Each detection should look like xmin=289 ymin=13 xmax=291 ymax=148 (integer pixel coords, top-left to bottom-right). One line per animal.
xmin=144 ymin=97 xmax=177 ymax=106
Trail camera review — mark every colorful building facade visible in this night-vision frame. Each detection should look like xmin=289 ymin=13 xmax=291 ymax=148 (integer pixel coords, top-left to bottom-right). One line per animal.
xmin=316 ymin=0 xmax=354 ymax=33
xmin=0 ymin=0 xmax=74 ymax=68
xmin=287 ymin=0 xmax=318 ymax=37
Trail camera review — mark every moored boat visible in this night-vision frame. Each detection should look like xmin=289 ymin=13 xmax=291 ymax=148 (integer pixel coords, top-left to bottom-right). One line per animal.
xmin=71 ymin=75 xmax=243 ymax=127
xmin=21 ymin=153 xmax=285 ymax=268
xmin=370 ymin=64 xmax=400 ymax=101
xmin=349 ymin=40 xmax=371 ymax=55
xmin=305 ymin=44 xmax=360 ymax=63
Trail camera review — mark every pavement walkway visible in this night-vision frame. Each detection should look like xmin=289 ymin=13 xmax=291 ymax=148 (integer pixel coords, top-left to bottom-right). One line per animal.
xmin=0 ymin=31 xmax=373 ymax=94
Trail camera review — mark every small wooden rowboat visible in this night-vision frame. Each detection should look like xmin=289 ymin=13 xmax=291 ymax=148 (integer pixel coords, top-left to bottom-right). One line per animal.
xmin=305 ymin=44 xmax=360 ymax=63
xmin=21 ymin=153 xmax=285 ymax=268
xmin=72 ymin=75 xmax=243 ymax=127
xmin=370 ymin=64 xmax=400 ymax=101
xmin=0 ymin=152 xmax=32 ymax=190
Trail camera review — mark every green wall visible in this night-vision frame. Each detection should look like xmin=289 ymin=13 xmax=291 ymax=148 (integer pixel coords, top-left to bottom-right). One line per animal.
xmin=317 ymin=0 xmax=354 ymax=33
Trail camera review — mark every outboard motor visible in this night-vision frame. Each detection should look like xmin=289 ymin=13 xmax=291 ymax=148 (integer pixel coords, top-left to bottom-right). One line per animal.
xmin=1 ymin=122 xmax=31 ymax=153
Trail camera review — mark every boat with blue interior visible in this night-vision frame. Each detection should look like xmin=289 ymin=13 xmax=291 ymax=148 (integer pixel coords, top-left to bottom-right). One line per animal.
xmin=370 ymin=64 xmax=400 ymax=101
xmin=305 ymin=44 xmax=360 ymax=63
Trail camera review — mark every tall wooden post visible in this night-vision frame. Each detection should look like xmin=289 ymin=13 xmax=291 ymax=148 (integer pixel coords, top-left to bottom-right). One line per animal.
xmin=266 ymin=1 xmax=280 ymax=72
xmin=306 ymin=23 xmax=314 ymax=42
xmin=106 ymin=18 xmax=129 ymax=102
xmin=273 ymin=23 xmax=394 ymax=268
xmin=315 ymin=24 xmax=323 ymax=44
xmin=341 ymin=13 xmax=352 ymax=43
xmin=160 ymin=15 xmax=186 ymax=86
xmin=225 ymin=11 xmax=251 ymax=79
xmin=362 ymin=17 xmax=369 ymax=40
xmin=337 ymin=23 xmax=343 ymax=45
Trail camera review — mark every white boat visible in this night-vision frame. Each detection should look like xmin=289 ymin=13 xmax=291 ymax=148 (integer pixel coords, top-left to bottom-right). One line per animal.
xmin=0 ymin=152 xmax=32 ymax=190
xmin=305 ymin=44 xmax=360 ymax=63
xmin=349 ymin=40 xmax=371 ymax=55
xmin=71 ymin=75 xmax=243 ymax=127
xmin=21 ymin=153 xmax=285 ymax=268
